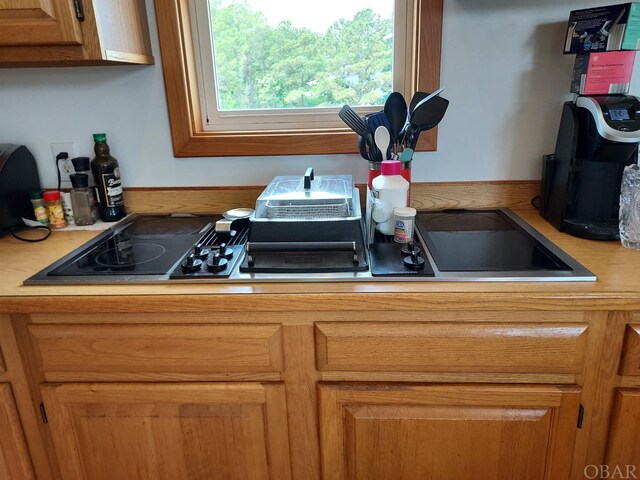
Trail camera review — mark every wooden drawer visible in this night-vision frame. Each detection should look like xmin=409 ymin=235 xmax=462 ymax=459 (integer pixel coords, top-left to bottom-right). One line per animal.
xmin=619 ymin=324 xmax=640 ymax=376
xmin=315 ymin=322 xmax=589 ymax=374
xmin=0 ymin=347 xmax=5 ymax=373
xmin=28 ymin=324 xmax=283 ymax=377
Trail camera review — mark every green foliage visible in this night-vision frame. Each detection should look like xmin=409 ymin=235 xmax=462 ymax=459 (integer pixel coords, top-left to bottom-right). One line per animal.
xmin=209 ymin=1 xmax=393 ymax=110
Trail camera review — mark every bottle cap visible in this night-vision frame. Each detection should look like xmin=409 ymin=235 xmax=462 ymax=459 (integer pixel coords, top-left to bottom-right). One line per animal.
xmin=93 ymin=133 xmax=107 ymax=143
xmin=70 ymin=173 xmax=89 ymax=189
xmin=71 ymin=156 xmax=90 ymax=172
xmin=29 ymin=190 xmax=43 ymax=200
xmin=393 ymin=207 xmax=417 ymax=218
xmin=381 ymin=160 xmax=401 ymax=176
xmin=42 ymin=191 xmax=61 ymax=202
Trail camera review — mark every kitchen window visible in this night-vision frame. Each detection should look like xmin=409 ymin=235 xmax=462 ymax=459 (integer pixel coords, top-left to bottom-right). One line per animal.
xmin=154 ymin=0 xmax=443 ymax=157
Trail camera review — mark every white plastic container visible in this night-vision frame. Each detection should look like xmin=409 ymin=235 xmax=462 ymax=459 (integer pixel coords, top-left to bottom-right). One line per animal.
xmin=371 ymin=160 xmax=410 ymax=235
xmin=393 ymin=207 xmax=417 ymax=243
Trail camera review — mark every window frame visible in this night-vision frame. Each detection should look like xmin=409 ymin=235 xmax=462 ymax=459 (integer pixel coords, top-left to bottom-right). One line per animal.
xmin=154 ymin=0 xmax=443 ymax=157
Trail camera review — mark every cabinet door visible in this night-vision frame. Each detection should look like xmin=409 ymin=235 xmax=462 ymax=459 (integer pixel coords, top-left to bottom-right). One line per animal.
xmin=0 ymin=0 xmax=82 ymax=46
xmin=42 ymin=383 xmax=292 ymax=480
xmin=605 ymin=389 xmax=640 ymax=474
xmin=0 ymin=384 xmax=35 ymax=480
xmin=319 ymin=384 xmax=581 ymax=480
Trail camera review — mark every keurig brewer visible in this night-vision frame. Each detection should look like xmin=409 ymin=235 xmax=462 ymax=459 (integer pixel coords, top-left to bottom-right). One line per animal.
xmin=541 ymin=95 xmax=640 ymax=240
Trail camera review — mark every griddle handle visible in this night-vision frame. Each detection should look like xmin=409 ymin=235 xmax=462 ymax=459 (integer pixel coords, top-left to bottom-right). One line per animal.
xmin=304 ymin=168 xmax=314 ymax=189
xmin=246 ymin=241 xmax=356 ymax=253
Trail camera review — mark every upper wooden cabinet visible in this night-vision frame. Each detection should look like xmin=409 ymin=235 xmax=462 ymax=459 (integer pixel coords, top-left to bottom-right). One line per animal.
xmin=0 ymin=0 xmax=153 ymax=66
xmin=0 ymin=0 xmax=82 ymax=47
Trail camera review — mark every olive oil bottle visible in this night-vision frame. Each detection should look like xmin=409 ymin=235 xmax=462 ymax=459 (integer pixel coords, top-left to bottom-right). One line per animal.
xmin=91 ymin=133 xmax=127 ymax=222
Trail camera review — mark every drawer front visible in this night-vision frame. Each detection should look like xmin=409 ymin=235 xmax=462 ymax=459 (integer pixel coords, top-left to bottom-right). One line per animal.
xmin=0 ymin=348 xmax=5 ymax=373
xmin=619 ymin=323 xmax=640 ymax=376
xmin=315 ymin=322 xmax=589 ymax=374
xmin=29 ymin=324 xmax=283 ymax=375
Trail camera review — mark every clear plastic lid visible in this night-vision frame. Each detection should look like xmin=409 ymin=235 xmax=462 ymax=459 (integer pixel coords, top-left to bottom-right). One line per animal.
xmin=255 ymin=170 xmax=355 ymax=219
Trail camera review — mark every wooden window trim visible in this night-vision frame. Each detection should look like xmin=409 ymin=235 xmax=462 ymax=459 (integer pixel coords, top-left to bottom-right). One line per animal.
xmin=154 ymin=0 xmax=443 ymax=157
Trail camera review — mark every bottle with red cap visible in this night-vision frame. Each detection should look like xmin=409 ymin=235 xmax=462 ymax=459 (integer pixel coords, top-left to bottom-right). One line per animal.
xmin=371 ymin=160 xmax=410 ymax=235
xmin=42 ymin=191 xmax=67 ymax=229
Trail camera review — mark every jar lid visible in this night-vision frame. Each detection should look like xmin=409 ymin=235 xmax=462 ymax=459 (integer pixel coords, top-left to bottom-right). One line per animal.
xmin=393 ymin=207 xmax=417 ymax=217
xmin=93 ymin=133 xmax=107 ymax=142
xmin=29 ymin=190 xmax=43 ymax=199
xmin=70 ymin=173 xmax=89 ymax=188
xmin=42 ymin=190 xmax=61 ymax=201
xmin=381 ymin=160 xmax=401 ymax=176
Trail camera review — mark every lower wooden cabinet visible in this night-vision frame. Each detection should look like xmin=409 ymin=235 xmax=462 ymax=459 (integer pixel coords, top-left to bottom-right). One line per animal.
xmin=605 ymin=389 xmax=640 ymax=475
xmin=41 ymin=382 xmax=292 ymax=480
xmin=0 ymin=384 xmax=35 ymax=480
xmin=319 ymin=383 xmax=581 ymax=480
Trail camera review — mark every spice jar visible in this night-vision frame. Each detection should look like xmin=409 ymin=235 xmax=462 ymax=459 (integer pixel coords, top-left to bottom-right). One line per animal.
xmin=30 ymin=191 xmax=50 ymax=226
xmin=70 ymin=174 xmax=100 ymax=226
xmin=42 ymin=191 xmax=67 ymax=229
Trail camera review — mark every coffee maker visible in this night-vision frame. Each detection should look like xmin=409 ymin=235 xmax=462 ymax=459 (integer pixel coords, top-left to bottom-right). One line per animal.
xmin=540 ymin=95 xmax=640 ymax=240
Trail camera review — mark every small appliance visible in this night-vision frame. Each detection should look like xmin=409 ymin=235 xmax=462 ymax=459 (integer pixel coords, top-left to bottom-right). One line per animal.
xmin=0 ymin=144 xmax=41 ymax=237
xmin=541 ymin=95 xmax=640 ymax=240
xmin=240 ymin=168 xmax=369 ymax=273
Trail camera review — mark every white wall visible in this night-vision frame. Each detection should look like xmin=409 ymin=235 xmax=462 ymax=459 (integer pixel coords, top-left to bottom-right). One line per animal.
xmin=1 ymin=0 xmax=638 ymax=188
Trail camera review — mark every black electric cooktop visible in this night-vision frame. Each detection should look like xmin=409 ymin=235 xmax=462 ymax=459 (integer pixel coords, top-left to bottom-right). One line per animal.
xmin=415 ymin=210 xmax=570 ymax=272
xmin=47 ymin=215 xmax=215 ymax=276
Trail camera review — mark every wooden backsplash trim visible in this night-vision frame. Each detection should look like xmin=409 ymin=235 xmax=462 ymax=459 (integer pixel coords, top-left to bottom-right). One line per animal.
xmin=122 ymin=181 xmax=541 ymax=214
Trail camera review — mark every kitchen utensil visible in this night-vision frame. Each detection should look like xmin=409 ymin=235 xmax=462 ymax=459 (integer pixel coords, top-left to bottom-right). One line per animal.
xmin=374 ymin=126 xmax=391 ymax=161
xmin=366 ymin=112 xmax=391 ymax=161
xmin=359 ymin=132 xmax=381 ymax=162
xmin=339 ymin=105 xmax=370 ymax=139
xmin=399 ymin=148 xmax=414 ymax=162
xmin=384 ymin=92 xmax=408 ymax=153
xmin=358 ymin=136 xmax=370 ymax=161
xmin=340 ymin=104 xmax=376 ymax=160
xmin=215 ymin=207 xmax=254 ymax=233
xmin=402 ymin=87 xmax=446 ymax=145
xmin=406 ymin=95 xmax=449 ymax=149
xmin=411 ymin=87 xmax=445 ymax=115
xmin=408 ymin=91 xmax=429 ymax=115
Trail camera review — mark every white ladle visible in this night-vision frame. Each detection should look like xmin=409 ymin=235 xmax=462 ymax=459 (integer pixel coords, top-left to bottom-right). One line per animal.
xmin=374 ymin=126 xmax=391 ymax=161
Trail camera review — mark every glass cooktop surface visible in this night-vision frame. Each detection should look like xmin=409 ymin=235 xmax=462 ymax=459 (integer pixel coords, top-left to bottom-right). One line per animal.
xmin=47 ymin=215 xmax=216 ymax=276
xmin=415 ymin=210 xmax=571 ymax=272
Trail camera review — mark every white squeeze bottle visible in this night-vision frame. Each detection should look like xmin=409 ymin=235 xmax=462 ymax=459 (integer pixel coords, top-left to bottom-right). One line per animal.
xmin=371 ymin=160 xmax=410 ymax=235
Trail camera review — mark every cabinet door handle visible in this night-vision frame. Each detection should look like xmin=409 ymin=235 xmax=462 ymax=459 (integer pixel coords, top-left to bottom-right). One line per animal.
xmin=74 ymin=0 xmax=85 ymax=21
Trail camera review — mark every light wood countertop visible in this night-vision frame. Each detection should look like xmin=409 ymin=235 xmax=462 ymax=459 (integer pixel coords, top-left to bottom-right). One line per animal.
xmin=1 ymin=206 xmax=640 ymax=312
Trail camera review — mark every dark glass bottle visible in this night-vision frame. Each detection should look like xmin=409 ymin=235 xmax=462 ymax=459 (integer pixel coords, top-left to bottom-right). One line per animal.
xmin=91 ymin=133 xmax=127 ymax=222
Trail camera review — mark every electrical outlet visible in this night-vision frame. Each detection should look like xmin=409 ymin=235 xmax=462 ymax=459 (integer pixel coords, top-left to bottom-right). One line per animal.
xmin=51 ymin=142 xmax=76 ymax=189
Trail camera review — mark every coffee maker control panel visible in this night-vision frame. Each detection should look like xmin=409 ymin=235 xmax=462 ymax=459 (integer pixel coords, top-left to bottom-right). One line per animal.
xmin=575 ymin=95 xmax=640 ymax=142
